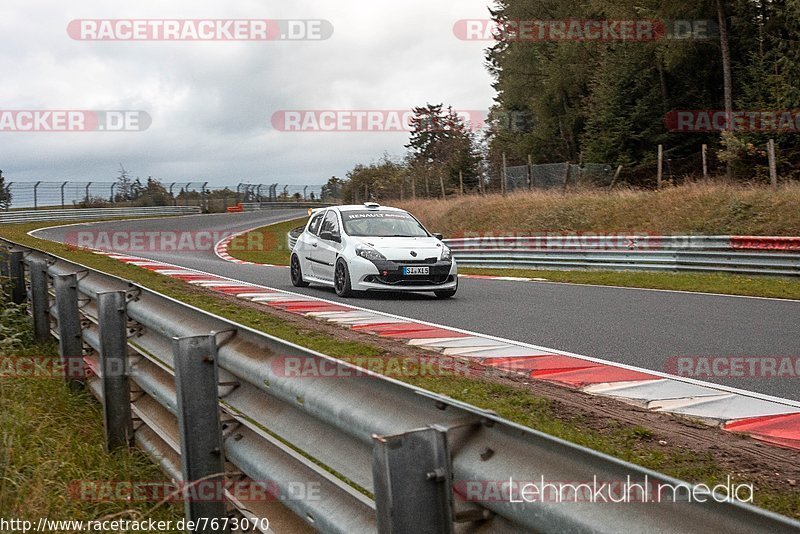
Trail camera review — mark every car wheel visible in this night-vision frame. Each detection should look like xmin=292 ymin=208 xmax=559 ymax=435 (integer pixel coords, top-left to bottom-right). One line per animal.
xmin=434 ymin=279 xmax=457 ymax=299
xmin=334 ymin=258 xmax=353 ymax=297
xmin=290 ymin=255 xmax=310 ymax=287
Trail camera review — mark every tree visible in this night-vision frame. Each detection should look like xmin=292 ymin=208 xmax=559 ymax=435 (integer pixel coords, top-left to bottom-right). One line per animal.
xmin=115 ymin=163 xmax=134 ymax=202
xmin=132 ymin=177 xmax=171 ymax=206
xmin=405 ymin=104 xmax=481 ymax=196
xmin=321 ymin=176 xmax=344 ymax=200
xmin=341 ymin=155 xmax=407 ymax=202
xmin=0 ymin=170 xmax=11 ymax=210
xmin=484 ymin=0 xmax=800 ymax=183
xmin=716 ymin=0 xmax=733 ymax=177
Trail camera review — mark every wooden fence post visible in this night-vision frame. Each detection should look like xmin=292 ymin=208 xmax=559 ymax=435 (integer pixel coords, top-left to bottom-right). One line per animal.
xmin=527 ymin=154 xmax=533 ymax=189
xmin=702 ymin=144 xmax=708 ymax=179
xmin=768 ymin=139 xmax=777 ymax=189
xmin=501 ymin=152 xmax=508 ymax=196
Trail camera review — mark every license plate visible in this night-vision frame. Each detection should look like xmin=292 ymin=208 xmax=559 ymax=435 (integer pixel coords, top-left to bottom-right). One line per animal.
xmin=403 ymin=266 xmax=429 ymax=276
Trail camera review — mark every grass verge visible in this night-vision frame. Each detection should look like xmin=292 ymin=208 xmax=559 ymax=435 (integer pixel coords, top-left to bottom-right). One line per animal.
xmin=461 ymin=267 xmax=800 ymax=300
xmin=0 ymin=288 xmax=182 ymax=527
xmin=228 ymin=217 xmax=304 ymax=265
xmin=1 ymin=220 xmax=798 ymax=519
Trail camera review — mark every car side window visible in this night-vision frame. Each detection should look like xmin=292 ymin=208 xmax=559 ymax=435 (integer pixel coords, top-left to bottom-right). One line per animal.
xmin=321 ymin=210 xmax=340 ymax=238
xmin=307 ymin=213 xmax=324 ymax=235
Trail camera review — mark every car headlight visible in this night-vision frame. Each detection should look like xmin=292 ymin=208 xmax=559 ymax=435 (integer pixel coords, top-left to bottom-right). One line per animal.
xmin=441 ymin=246 xmax=452 ymax=261
xmin=356 ymin=246 xmax=386 ymax=261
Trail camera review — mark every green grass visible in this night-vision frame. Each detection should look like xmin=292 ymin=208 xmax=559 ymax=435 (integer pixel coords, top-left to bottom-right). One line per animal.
xmin=2 ymin=220 xmax=798 ymax=519
xmin=461 ymin=267 xmax=800 ymax=300
xmin=0 ymin=293 xmax=182 ymax=527
xmin=227 ymin=217 xmax=306 ymax=265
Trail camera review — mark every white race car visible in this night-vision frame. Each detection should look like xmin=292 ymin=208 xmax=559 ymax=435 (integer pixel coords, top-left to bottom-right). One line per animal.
xmin=290 ymin=203 xmax=458 ymax=298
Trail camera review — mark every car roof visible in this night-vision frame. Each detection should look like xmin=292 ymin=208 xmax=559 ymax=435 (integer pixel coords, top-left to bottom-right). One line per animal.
xmin=333 ymin=205 xmax=407 ymax=213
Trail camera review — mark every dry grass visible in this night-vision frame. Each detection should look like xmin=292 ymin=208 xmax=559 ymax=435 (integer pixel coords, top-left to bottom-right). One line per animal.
xmin=396 ymin=181 xmax=800 ymax=236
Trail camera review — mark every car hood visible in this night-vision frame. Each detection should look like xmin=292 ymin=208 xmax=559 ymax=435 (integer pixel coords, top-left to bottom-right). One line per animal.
xmin=353 ymin=236 xmax=445 ymax=261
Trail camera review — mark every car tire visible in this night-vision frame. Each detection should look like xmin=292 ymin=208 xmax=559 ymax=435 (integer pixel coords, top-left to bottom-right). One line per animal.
xmin=434 ymin=279 xmax=457 ymax=299
xmin=334 ymin=258 xmax=354 ymax=297
xmin=290 ymin=254 xmax=310 ymax=287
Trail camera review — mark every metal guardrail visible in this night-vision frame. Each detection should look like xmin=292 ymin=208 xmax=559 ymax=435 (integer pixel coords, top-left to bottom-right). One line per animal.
xmin=287 ymin=230 xmax=799 ymax=277
xmin=444 ymin=235 xmax=800 ymax=277
xmin=2 ymin=240 xmax=799 ymax=533
xmin=287 ymin=226 xmax=304 ymax=250
xmin=240 ymin=202 xmax=334 ymax=212
xmin=0 ymin=206 xmax=201 ymax=224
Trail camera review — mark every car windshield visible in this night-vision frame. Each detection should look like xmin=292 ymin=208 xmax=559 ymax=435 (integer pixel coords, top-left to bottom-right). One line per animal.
xmin=341 ymin=210 xmax=429 ymax=237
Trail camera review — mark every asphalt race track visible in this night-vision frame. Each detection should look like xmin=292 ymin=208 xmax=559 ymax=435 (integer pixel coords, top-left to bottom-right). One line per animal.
xmin=34 ymin=211 xmax=800 ymax=401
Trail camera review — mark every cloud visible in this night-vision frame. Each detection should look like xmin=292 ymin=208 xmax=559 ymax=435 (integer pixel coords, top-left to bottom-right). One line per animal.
xmin=0 ymin=0 xmax=494 ymax=185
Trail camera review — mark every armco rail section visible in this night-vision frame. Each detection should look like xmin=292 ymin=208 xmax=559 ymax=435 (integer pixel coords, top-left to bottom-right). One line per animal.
xmin=0 ymin=206 xmax=201 ymax=224
xmin=287 ymin=231 xmax=800 ymax=277
xmin=1 ymin=241 xmax=799 ymax=533
xmin=445 ymin=235 xmax=800 ymax=277
xmin=239 ymin=202 xmax=335 ymax=211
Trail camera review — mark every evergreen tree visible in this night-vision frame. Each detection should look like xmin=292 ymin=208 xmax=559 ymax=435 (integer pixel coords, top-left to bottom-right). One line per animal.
xmin=0 ymin=170 xmax=11 ymax=210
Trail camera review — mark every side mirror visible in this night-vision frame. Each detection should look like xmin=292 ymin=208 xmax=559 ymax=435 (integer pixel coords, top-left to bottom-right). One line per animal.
xmin=433 ymin=233 xmax=443 ymax=241
xmin=320 ymin=231 xmax=340 ymax=242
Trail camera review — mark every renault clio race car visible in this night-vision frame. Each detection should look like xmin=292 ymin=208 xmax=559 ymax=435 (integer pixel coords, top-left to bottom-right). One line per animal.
xmin=290 ymin=203 xmax=458 ymax=298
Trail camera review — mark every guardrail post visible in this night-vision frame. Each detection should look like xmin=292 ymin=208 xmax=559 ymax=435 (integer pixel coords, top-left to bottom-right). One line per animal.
xmin=54 ymin=273 xmax=84 ymax=391
xmin=29 ymin=258 xmax=50 ymax=341
xmin=97 ymin=291 xmax=133 ymax=451
xmin=373 ymin=427 xmax=454 ymax=534
xmin=9 ymin=250 xmax=26 ymax=304
xmin=172 ymin=335 xmax=229 ymax=530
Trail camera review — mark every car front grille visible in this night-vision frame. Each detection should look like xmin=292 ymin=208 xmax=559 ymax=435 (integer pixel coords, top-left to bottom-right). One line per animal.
xmin=386 ymin=257 xmax=439 ymax=265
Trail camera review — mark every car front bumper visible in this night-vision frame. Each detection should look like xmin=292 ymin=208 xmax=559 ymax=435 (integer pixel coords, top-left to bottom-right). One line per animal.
xmin=349 ymin=256 xmax=458 ymax=292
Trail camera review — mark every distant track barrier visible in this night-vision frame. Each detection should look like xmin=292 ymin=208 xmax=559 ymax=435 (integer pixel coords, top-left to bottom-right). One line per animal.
xmin=0 ymin=206 xmax=200 ymax=224
xmin=445 ymin=235 xmax=800 ymax=277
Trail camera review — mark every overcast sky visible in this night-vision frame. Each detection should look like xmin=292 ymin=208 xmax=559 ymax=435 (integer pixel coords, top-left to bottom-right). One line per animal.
xmin=0 ymin=1 xmax=496 ymax=186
